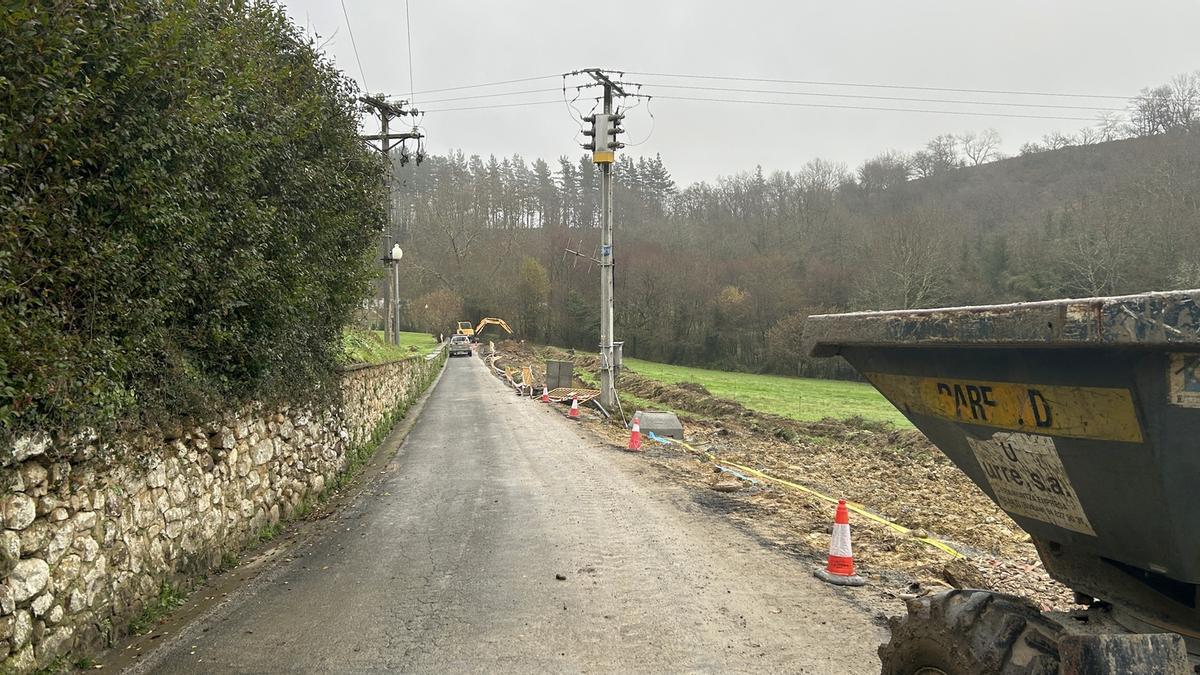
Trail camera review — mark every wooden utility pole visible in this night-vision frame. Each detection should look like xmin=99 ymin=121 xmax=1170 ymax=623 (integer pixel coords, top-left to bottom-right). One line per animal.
xmin=360 ymin=95 xmax=421 ymax=345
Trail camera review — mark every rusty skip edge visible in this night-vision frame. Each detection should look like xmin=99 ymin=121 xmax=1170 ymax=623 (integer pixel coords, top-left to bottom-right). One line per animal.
xmin=802 ymin=289 xmax=1200 ymax=356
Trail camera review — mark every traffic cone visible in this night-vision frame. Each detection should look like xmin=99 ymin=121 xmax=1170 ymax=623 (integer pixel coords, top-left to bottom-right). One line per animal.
xmin=568 ymin=397 xmax=580 ymax=419
xmin=814 ymin=499 xmax=866 ymax=587
xmin=540 ymin=385 xmax=550 ymax=403
xmin=626 ymin=417 xmax=642 ymax=451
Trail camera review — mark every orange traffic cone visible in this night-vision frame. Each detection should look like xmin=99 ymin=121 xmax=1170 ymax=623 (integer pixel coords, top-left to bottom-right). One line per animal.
xmin=626 ymin=417 xmax=643 ymax=452
xmin=568 ymin=397 xmax=580 ymax=419
xmin=540 ymin=385 xmax=550 ymax=403
xmin=814 ymin=499 xmax=865 ymax=586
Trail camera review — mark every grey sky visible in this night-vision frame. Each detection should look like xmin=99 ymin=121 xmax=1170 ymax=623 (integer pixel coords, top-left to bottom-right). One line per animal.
xmin=281 ymin=0 xmax=1200 ymax=185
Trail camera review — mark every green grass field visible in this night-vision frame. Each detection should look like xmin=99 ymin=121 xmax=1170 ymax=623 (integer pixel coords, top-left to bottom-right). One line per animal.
xmin=623 ymin=358 xmax=911 ymax=428
xmin=342 ymin=329 xmax=440 ymax=365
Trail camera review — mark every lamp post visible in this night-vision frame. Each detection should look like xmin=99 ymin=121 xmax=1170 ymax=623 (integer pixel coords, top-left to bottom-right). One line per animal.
xmin=385 ymin=244 xmax=403 ymax=345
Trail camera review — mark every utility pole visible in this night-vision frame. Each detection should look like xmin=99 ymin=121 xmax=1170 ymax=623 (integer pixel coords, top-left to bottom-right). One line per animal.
xmin=579 ymin=70 xmax=627 ymax=411
xmin=360 ymin=94 xmax=422 ymax=345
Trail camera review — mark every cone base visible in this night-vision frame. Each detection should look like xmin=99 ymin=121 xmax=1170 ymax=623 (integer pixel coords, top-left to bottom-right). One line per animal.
xmin=814 ymin=568 xmax=866 ymax=587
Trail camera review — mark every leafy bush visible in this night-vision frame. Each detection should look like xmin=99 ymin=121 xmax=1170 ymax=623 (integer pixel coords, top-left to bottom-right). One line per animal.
xmin=0 ymin=1 xmax=384 ymax=440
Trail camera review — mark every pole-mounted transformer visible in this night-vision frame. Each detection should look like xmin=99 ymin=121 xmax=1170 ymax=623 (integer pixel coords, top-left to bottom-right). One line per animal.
xmin=583 ymin=113 xmax=625 ymax=164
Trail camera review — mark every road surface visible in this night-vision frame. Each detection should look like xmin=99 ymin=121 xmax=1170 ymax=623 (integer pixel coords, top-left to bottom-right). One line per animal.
xmin=131 ymin=355 xmax=885 ymax=673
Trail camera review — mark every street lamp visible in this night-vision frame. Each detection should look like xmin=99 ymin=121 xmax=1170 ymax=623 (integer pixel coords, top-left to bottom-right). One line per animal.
xmin=386 ymin=245 xmax=404 ymax=345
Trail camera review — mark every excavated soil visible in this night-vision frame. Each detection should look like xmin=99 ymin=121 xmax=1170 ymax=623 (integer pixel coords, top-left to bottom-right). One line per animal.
xmin=488 ymin=341 xmax=1074 ymax=613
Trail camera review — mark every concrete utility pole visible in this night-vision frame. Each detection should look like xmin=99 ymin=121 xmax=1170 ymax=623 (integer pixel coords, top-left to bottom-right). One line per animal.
xmin=360 ymin=95 xmax=422 ymax=345
xmin=580 ymin=70 xmax=627 ymax=411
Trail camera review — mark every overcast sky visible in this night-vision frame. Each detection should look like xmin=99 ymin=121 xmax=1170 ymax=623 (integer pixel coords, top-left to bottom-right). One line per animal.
xmin=280 ymin=0 xmax=1200 ymax=185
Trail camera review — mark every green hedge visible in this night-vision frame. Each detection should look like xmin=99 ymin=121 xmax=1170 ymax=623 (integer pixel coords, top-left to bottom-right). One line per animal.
xmin=1 ymin=1 xmax=385 ymax=441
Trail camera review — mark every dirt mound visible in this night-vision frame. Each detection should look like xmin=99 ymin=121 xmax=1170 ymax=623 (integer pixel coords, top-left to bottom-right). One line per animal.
xmin=617 ymin=370 xmax=753 ymax=419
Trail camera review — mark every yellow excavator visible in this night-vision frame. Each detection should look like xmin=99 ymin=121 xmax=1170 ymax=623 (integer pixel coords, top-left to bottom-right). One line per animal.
xmin=456 ymin=317 xmax=512 ymax=342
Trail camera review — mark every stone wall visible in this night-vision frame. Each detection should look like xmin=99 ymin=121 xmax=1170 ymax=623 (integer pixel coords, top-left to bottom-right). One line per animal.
xmin=0 ymin=352 xmax=444 ymax=671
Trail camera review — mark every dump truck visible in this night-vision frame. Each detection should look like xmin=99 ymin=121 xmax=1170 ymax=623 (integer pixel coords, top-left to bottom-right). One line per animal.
xmin=803 ymin=290 xmax=1200 ymax=674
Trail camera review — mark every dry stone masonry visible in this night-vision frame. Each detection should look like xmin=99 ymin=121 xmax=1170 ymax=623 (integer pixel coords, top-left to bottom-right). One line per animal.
xmin=0 ymin=354 xmax=443 ymax=671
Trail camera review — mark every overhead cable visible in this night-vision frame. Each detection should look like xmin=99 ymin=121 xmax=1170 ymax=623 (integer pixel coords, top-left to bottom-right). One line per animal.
xmin=405 ymin=0 xmax=416 ymax=103
xmin=624 ymin=70 xmax=1131 ymax=101
xmin=420 ymin=100 xmax=565 ymax=113
xmin=417 ymin=87 xmax=564 ymax=105
xmin=652 ymin=95 xmax=1100 ymax=121
xmin=340 ymin=0 xmax=369 ymax=93
xmin=407 ymin=74 xmax=562 ymax=97
xmin=641 ymin=82 xmax=1125 ymax=112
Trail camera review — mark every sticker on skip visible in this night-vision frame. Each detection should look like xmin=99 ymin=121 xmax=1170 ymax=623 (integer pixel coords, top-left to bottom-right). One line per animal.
xmin=1168 ymin=353 xmax=1200 ymax=409
xmin=967 ymin=432 xmax=1095 ymax=536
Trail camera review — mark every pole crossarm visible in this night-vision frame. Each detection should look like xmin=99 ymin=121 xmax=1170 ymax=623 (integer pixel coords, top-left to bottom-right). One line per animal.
xmin=360 ymin=132 xmax=423 ymax=141
xmin=359 ymin=95 xmax=419 ymax=119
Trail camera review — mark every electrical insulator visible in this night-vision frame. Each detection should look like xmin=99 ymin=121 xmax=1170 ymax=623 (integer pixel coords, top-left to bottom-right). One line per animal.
xmin=581 ymin=115 xmax=596 ymax=151
xmin=606 ymin=112 xmax=626 ymax=150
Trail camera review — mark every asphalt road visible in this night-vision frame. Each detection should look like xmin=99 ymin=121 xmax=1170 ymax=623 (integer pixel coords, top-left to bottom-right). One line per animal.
xmin=131 ymin=354 xmax=885 ymax=673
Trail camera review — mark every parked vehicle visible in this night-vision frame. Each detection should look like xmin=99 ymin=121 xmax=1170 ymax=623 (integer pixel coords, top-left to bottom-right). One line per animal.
xmin=447 ymin=334 xmax=473 ymax=358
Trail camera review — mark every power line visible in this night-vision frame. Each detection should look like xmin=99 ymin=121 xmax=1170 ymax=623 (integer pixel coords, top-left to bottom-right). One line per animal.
xmin=405 ymin=0 xmax=415 ymax=103
xmin=641 ymin=82 xmax=1125 ymax=113
xmin=624 ymin=70 xmax=1132 ymax=101
xmin=340 ymin=0 xmax=369 ymax=93
xmin=413 ymin=81 xmax=1122 ymax=113
xmin=407 ymin=74 xmax=562 ymax=97
xmin=417 ymin=87 xmax=563 ymax=105
xmin=420 ymin=94 xmax=1106 ymax=122
xmin=652 ymin=95 xmax=1100 ymax=121
xmin=421 ymin=99 xmax=565 ymax=113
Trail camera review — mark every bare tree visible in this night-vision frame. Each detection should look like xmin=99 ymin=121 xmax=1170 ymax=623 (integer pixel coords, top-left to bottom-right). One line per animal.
xmin=856 ymin=151 xmax=911 ymax=196
xmin=853 ymin=208 xmax=955 ymax=310
xmin=799 ymin=158 xmax=848 ymax=193
xmin=960 ymin=129 xmax=1003 ymax=166
xmin=1075 ymin=127 xmax=1100 ymax=146
xmin=1168 ymin=72 xmax=1200 ymax=129
xmin=1096 ymin=112 xmax=1128 ymax=142
xmin=1041 ymin=131 xmax=1076 ymax=150
xmin=1018 ymin=142 xmax=1046 ymax=156
xmin=1126 ymin=71 xmax=1200 ymax=137
xmin=1130 ymin=85 xmax=1178 ymax=136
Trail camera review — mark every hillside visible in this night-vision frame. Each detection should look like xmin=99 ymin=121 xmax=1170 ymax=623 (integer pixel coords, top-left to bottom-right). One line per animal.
xmin=390 ymin=128 xmax=1200 ymax=376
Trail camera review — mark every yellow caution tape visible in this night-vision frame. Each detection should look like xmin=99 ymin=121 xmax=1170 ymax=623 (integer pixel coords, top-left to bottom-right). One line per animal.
xmin=649 ymin=433 xmax=962 ymax=558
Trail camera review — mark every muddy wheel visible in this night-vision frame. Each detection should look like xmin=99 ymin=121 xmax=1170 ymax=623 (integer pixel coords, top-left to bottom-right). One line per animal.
xmin=879 ymin=590 xmax=1061 ymax=675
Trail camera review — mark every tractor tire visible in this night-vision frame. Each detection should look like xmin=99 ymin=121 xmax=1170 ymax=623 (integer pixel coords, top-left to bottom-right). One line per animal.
xmin=879 ymin=589 xmax=1062 ymax=675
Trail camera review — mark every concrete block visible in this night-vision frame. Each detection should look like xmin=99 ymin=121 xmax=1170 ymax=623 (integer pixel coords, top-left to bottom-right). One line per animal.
xmin=545 ymin=360 xmax=574 ymax=390
xmin=634 ymin=411 xmax=684 ymax=440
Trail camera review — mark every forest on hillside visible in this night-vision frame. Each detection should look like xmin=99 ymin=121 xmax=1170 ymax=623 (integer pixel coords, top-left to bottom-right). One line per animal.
xmin=388 ymin=71 xmax=1200 ymax=377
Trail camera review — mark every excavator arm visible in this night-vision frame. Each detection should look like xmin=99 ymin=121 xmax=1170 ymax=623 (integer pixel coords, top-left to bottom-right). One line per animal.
xmin=474 ymin=317 xmax=513 ymax=336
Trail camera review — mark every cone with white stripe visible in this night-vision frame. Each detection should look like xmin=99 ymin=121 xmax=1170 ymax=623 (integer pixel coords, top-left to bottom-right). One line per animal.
xmin=625 ymin=417 xmax=642 ymax=452
xmin=568 ymin=397 xmax=580 ymax=419
xmin=540 ymin=385 xmax=550 ymax=403
xmin=814 ymin=499 xmax=866 ymax=586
